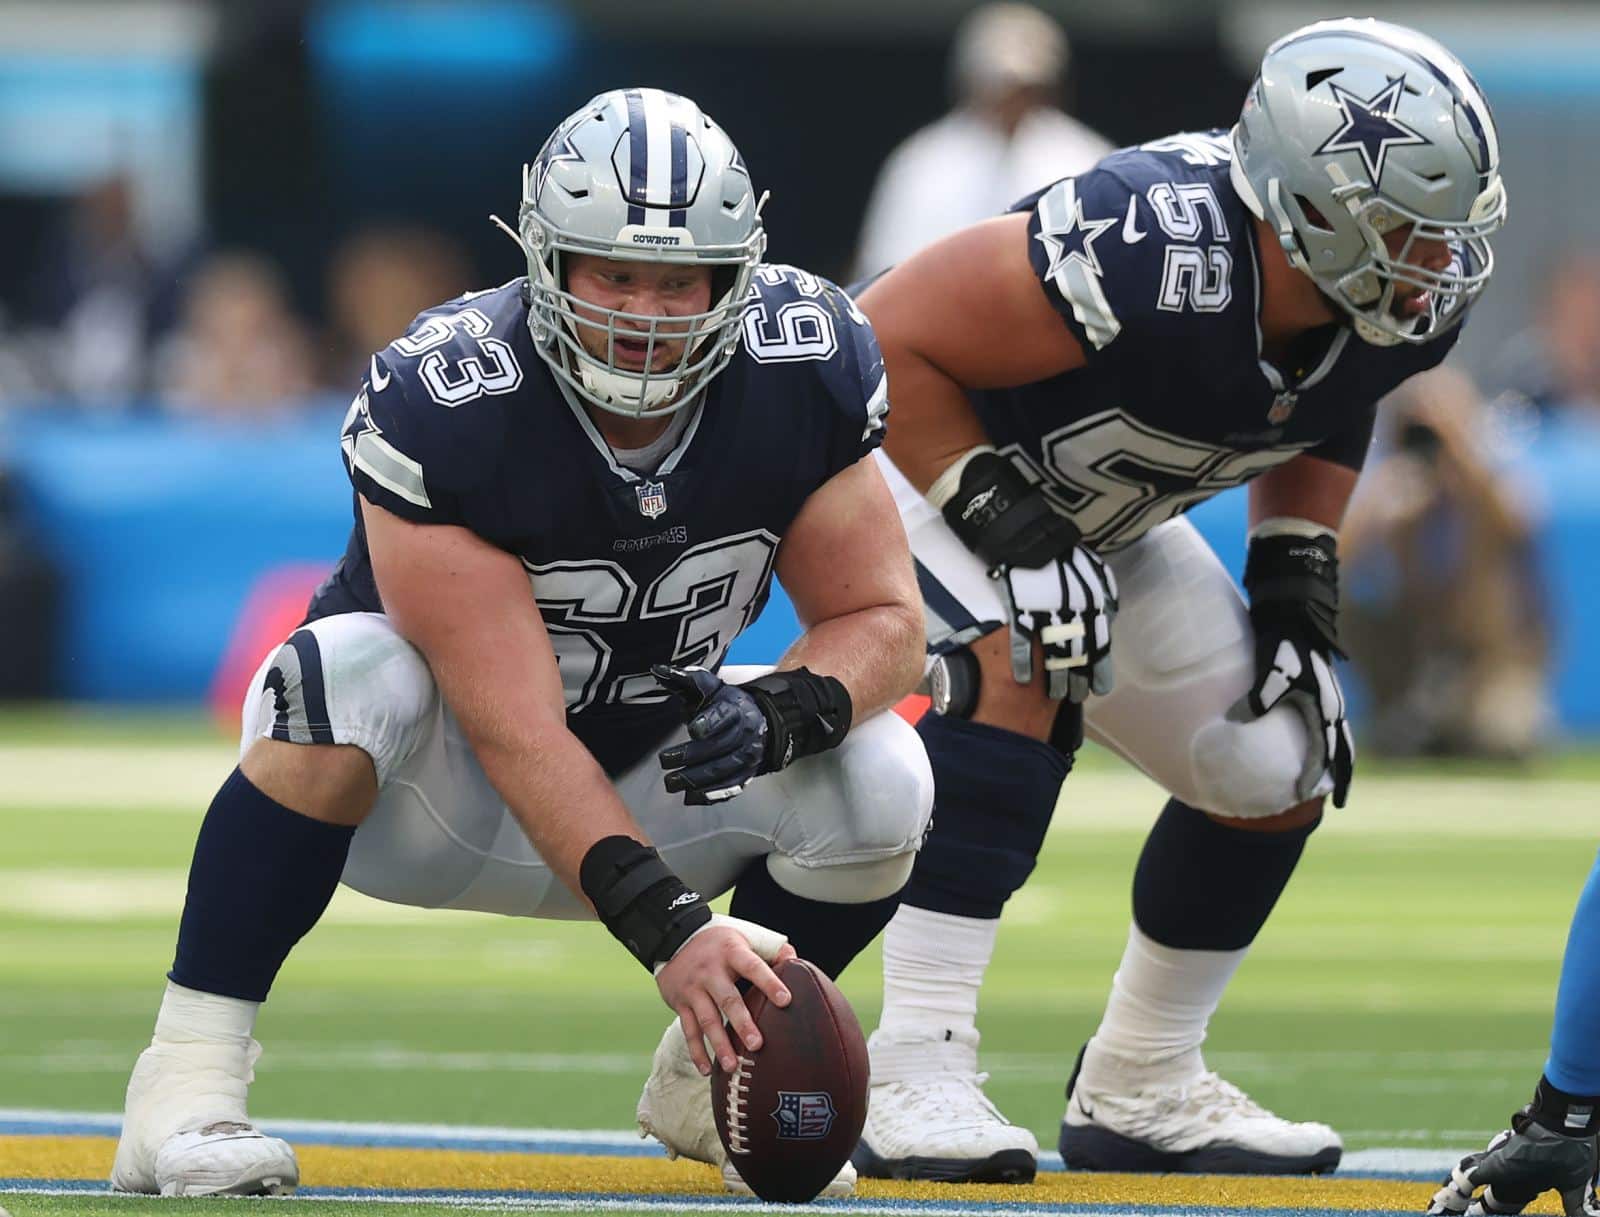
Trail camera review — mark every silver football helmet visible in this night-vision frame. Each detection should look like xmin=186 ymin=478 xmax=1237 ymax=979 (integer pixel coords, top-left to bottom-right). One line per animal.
xmin=510 ymin=88 xmax=765 ymax=416
xmin=1230 ymin=18 xmax=1507 ymax=346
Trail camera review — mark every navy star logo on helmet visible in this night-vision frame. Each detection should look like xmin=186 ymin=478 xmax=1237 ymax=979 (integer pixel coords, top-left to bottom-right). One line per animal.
xmin=1313 ymin=77 xmax=1429 ymax=184
xmin=531 ymin=131 xmax=584 ymax=204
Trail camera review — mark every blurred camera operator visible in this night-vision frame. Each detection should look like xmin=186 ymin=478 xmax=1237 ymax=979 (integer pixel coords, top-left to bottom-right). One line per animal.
xmin=1341 ymin=367 xmax=1551 ymax=759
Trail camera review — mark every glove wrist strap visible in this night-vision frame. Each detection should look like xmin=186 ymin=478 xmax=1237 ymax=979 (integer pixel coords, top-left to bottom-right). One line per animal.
xmin=938 ymin=450 xmax=1082 ymax=569
xmin=1244 ymin=527 xmax=1343 ymax=657
xmin=740 ymin=667 xmax=853 ymax=772
xmin=1526 ymin=1074 xmax=1600 ymax=1137
xmin=578 ymin=835 xmax=711 ymax=972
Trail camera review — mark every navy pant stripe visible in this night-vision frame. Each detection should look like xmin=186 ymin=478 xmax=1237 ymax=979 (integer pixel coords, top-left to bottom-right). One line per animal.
xmin=287 ymin=629 xmax=335 ymax=745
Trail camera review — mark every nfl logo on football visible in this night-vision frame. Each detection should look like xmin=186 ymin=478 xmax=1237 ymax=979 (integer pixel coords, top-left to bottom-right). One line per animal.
xmin=635 ymin=480 xmax=668 ymax=520
xmin=772 ymin=1090 xmax=837 ymax=1140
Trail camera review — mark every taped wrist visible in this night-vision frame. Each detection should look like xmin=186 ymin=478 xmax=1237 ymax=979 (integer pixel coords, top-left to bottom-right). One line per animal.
xmin=1244 ymin=526 xmax=1343 ymax=656
xmin=740 ymin=667 xmax=853 ymax=772
xmin=578 ymin=836 xmax=711 ymax=972
xmin=938 ymin=450 xmax=1081 ymax=569
xmin=1525 ymin=1074 xmax=1600 ymax=1137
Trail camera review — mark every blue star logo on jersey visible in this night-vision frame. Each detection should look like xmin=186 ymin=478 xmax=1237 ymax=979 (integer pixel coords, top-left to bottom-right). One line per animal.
xmin=531 ymin=131 xmax=583 ymax=201
xmin=1035 ymin=195 xmax=1118 ymax=281
xmin=1314 ymin=78 xmax=1429 ymax=184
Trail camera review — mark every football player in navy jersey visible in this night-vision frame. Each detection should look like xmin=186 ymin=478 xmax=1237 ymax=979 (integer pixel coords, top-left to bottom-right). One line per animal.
xmin=848 ymin=19 xmax=1508 ymax=1184
xmin=110 ymin=89 xmax=930 ymax=1200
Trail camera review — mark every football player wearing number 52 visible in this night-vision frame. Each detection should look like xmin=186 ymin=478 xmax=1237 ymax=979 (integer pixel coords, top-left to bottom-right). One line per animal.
xmin=850 ymin=18 xmax=1508 ymax=1185
xmin=110 ymin=89 xmax=931 ymax=1201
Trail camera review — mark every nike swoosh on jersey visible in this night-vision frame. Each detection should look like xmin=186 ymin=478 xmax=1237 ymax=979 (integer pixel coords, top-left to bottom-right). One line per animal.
xmin=1121 ymin=196 xmax=1146 ymax=244
xmin=370 ymin=356 xmax=392 ymax=392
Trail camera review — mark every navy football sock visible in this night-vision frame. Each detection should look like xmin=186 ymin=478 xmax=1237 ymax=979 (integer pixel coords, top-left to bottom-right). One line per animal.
xmin=1132 ymin=798 xmax=1319 ymax=951
xmin=170 ymin=766 xmax=356 ymax=1002
xmin=902 ymin=713 xmax=1069 ymax=919
xmin=730 ymin=857 xmax=902 ymax=981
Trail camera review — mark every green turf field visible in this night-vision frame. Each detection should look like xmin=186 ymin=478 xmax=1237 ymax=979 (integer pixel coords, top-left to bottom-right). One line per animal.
xmin=1 ymin=708 xmax=1596 ymax=1215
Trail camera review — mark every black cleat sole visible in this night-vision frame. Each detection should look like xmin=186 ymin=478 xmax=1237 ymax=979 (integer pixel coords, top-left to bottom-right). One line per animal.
xmin=1059 ymin=1120 xmax=1342 ymax=1175
xmin=853 ymin=1140 xmax=1038 ymax=1184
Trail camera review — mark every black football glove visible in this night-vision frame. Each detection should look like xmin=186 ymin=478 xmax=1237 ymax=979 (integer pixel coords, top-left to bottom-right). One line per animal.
xmin=1428 ymin=1082 xmax=1600 ymax=1217
xmin=940 ymin=450 xmax=1117 ymax=702
xmin=653 ymin=665 xmax=852 ymax=805
xmin=1231 ymin=524 xmax=1354 ymax=808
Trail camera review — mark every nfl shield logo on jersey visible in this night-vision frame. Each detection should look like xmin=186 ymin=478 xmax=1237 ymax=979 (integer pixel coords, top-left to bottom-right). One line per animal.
xmin=772 ymin=1091 xmax=837 ymax=1140
xmin=635 ymin=480 xmax=668 ymax=520
xmin=1267 ymin=391 xmax=1298 ymax=425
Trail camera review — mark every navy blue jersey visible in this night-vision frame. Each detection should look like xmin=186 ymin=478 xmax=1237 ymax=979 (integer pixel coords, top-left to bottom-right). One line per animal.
xmin=976 ymin=130 xmax=1460 ymax=551
xmin=308 ymin=265 xmax=887 ymax=774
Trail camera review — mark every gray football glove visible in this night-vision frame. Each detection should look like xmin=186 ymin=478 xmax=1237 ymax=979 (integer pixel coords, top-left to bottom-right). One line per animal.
xmin=1427 ymin=1119 xmax=1599 ymax=1217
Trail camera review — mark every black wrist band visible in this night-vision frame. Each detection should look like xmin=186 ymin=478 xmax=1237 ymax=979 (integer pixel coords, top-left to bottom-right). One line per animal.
xmin=578 ymin=835 xmax=711 ymax=972
xmin=1244 ymin=532 xmax=1343 ymax=655
xmin=940 ymin=451 xmax=1081 ymax=569
xmin=1527 ymin=1074 xmax=1600 ymax=1137
xmin=740 ymin=667 xmax=853 ymax=772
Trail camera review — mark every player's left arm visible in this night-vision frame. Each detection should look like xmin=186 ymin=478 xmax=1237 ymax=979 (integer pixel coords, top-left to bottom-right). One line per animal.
xmin=652 ymin=455 xmax=923 ymax=805
xmin=773 ymin=452 xmax=925 ymax=719
xmin=1239 ymin=453 xmax=1361 ymax=807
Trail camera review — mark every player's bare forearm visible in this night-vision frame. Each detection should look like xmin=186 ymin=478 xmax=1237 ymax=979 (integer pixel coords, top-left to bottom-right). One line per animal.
xmin=1249 ymin=454 xmax=1360 ymax=530
xmin=777 ymin=599 xmax=925 ymax=720
xmin=777 ymin=454 xmax=925 ymax=718
xmin=862 ymin=212 xmax=1086 ymax=493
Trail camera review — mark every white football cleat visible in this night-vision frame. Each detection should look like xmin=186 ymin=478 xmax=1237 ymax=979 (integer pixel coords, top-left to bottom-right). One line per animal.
xmin=636 ymin=1019 xmax=856 ymax=1196
xmin=110 ymin=1036 xmax=298 ymax=1196
xmin=853 ymin=1026 xmax=1038 ymax=1183
xmin=1059 ymin=1043 xmax=1342 ymax=1174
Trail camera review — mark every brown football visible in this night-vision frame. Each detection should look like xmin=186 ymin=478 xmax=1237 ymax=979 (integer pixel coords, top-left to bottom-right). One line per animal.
xmin=711 ymin=957 xmax=869 ymax=1202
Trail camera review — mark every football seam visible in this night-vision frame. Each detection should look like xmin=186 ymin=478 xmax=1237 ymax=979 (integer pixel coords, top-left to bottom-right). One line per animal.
xmin=806 ymin=961 xmax=860 ymax=1094
xmin=722 ymin=1051 xmax=755 ymax=1156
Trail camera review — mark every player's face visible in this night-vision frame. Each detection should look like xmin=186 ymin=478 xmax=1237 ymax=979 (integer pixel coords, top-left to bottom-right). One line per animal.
xmin=1384 ymin=225 xmax=1454 ymax=318
xmin=565 ymin=255 xmax=714 ymax=371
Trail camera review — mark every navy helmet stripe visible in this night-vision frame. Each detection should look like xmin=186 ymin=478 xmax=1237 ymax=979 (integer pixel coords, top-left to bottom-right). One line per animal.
xmin=624 ymin=88 xmax=649 ymax=225
xmin=668 ymin=115 xmax=688 ymax=227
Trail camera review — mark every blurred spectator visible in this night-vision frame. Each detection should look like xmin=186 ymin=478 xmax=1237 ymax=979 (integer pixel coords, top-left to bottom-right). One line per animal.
xmin=852 ymin=2 xmax=1113 ymax=280
xmin=1341 ymin=368 xmax=1552 ymax=760
xmin=27 ymin=174 xmax=192 ymax=407
xmin=324 ymin=225 xmax=473 ymax=388
xmin=1489 ymin=251 xmax=1600 ymax=417
xmin=155 ymin=253 xmax=318 ymax=417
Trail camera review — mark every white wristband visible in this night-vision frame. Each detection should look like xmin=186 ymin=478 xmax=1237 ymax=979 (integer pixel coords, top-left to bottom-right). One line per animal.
xmin=925 ymin=445 xmax=998 ymax=511
xmin=1250 ymin=515 xmax=1338 ymax=543
xmin=651 ymin=913 xmax=789 ymax=975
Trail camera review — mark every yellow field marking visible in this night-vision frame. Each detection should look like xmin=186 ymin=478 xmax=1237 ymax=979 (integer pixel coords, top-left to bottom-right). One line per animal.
xmin=0 ymin=1136 xmax=1570 ymax=1213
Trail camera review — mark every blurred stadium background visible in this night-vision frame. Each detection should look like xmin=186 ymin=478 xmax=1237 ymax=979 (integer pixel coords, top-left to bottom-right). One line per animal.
xmin=1 ymin=1 xmax=1598 ymax=1214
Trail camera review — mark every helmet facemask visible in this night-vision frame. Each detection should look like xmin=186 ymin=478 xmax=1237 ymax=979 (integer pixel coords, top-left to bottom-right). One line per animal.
xmin=1267 ymin=165 xmax=1506 ymax=347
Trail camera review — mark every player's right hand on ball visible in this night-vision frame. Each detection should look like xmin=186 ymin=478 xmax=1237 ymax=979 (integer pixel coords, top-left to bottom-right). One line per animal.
xmin=1427 ymin=1118 xmax=1599 ymax=1217
xmin=991 ymin=547 xmax=1118 ymax=702
xmin=655 ymin=921 xmax=796 ymax=1077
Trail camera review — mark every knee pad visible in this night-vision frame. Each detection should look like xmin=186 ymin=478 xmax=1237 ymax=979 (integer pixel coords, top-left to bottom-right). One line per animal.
xmin=766 ymin=851 xmax=915 ymax=903
xmin=906 ymin=712 xmax=1067 ymax=918
xmin=250 ymin=612 xmax=438 ymax=786
xmin=772 ymin=708 xmax=933 ymax=879
xmin=1189 ymin=702 xmax=1311 ymax=819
